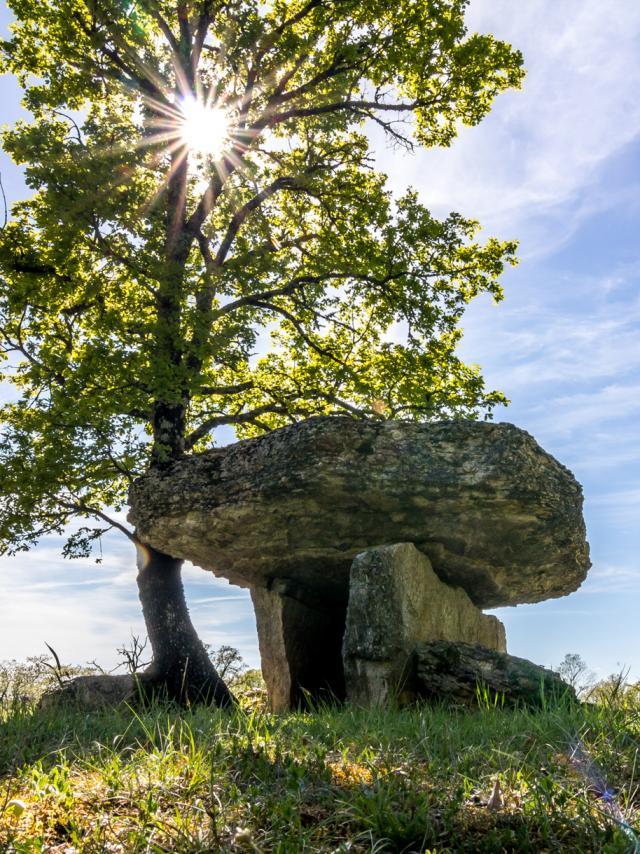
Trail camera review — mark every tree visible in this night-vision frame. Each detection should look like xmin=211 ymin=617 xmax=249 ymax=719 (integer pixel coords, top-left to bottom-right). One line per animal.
xmin=208 ymin=643 xmax=247 ymax=683
xmin=0 ymin=0 xmax=523 ymax=704
xmin=557 ymin=653 xmax=595 ymax=697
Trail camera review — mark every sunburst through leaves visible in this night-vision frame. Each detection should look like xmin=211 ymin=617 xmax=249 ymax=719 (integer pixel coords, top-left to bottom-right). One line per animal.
xmin=178 ymin=96 xmax=230 ymax=158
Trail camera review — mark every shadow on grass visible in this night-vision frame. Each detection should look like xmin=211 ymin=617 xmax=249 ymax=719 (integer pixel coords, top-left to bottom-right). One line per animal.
xmin=1 ymin=699 xmax=638 ymax=853
xmin=0 ymin=698 xmax=193 ymax=774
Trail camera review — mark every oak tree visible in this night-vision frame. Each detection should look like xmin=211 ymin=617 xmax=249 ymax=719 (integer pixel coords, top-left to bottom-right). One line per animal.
xmin=0 ymin=0 xmax=523 ymax=703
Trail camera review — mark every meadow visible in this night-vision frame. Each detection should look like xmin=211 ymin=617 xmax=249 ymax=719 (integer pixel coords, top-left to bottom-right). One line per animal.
xmin=1 ymin=658 xmax=639 ymax=853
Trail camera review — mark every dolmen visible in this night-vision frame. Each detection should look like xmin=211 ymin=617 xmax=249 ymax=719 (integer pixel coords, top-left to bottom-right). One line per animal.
xmin=129 ymin=417 xmax=590 ymax=710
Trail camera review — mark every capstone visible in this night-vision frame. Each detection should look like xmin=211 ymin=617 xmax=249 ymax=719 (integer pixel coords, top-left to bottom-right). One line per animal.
xmin=129 ymin=416 xmax=590 ymax=609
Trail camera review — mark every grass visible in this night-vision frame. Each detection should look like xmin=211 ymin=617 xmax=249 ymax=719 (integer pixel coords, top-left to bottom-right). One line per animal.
xmin=1 ymin=690 xmax=639 ymax=853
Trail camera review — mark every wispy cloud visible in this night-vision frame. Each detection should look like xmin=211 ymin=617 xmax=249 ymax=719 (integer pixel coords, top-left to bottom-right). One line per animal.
xmin=376 ymin=0 xmax=640 ymax=254
xmin=0 ymin=532 xmax=259 ymax=668
xmin=190 ymin=595 xmax=253 ymax=605
xmin=584 ymin=491 xmax=640 ymax=537
xmin=461 ymin=294 xmax=640 ymax=393
xmin=452 ymin=251 xmax=640 ymax=481
xmin=580 ymin=562 xmax=640 ymax=595
xmin=527 ymin=384 xmax=640 ymax=437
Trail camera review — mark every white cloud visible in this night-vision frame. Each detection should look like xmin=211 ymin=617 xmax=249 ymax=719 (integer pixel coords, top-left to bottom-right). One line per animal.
xmin=0 ymin=584 xmax=142 ymax=667
xmin=0 ymin=533 xmax=258 ymax=668
xmin=580 ymin=562 xmax=640 ymax=594
xmin=191 ymin=595 xmax=253 ymax=604
xmin=451 ymin=252 xmax=640 ymax=476
xmin=569 ymin=440 xmax=640 ymax=474
xmin=589 ymin=489 xmax=640 ymax=509
xmin=584 ymin=490 xmax=640 ymax=535
xmin=527 ymin=383 xmax=640 ymax=437
xmin=461 ymin=299 xmax=640 ymax=394
xmin=376 ymin=0 xmax=640 ymax=253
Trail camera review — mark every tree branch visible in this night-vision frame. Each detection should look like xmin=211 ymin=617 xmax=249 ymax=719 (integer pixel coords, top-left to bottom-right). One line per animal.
xmin=99 ymin=41 xmax=168 ymax=103
xmin=318 ymin=392 xmax=366 ymax=417
xmin=62 ymin=497 xmax=136 ymax=543
xmin=88 ymin=222 xmax=157 ymax=293
xmin=0 ymin=172 xmax=8 ymax=229
xmin=2 ymin=255 xmax=71 ymax=283
xmin=251 ymin=298 xmax=348 ymax=365
xmin=268 ymin=51 xmax=354 ymax=108
xmin=75 ymin=2 xmax=170 ymax=104
xmin=256 ymin=0 xmax=324 ymax=60
xmin=137 ymin=0 xmax=180 ymax=56
xmin=214 ymin=175 xmax=302 ymax=267
xmin=193 ymin=0 xmax=218 ymax=70
xmin=210 ymin=273 xmax=325 ymax=320
xmin=261 ymin=96 xmax=433 ymax=132
xmin=186 ymin=170 xmax=224 ymax=236
xmin=185 ymin=403 xmax=287 ymax=448
xmin=211 ymin=270 xmax=407 ymax=321
xmin=228 ymin=232 xmax=318 ymax=266
xmin=177 ymin=2 xmax=192 ymax=53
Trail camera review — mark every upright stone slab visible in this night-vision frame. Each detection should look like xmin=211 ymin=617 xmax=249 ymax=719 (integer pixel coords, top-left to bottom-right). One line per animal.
xmin=342 ymin=543 xmax=506 ymax=706
xmin=251 ymin=582 xmax=347 ymax=711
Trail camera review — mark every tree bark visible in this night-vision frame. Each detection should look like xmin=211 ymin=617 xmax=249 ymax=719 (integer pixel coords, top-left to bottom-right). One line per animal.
xmin=135 ymin=542 xmax=235 ymax=707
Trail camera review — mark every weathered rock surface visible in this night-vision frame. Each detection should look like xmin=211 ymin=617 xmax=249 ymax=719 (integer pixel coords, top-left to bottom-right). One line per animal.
xmin=413 ymin=641 xmax=575 ymax=707
xmin=251 ymin=585 xmax=346 ymax=711
xmin=129 ymin=416 xmax=590 ymax=608
xmin=343 ymin=543 xmax=506 ymax=706
xmin=38 ymin=675 xmax=137 ymax=711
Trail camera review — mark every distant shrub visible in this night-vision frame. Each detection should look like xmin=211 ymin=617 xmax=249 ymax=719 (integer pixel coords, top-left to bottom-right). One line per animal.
xmin=585 ymin=672 xmax=640 ymax=709
xmin=0 ymin=652 xmax=95 ymax=712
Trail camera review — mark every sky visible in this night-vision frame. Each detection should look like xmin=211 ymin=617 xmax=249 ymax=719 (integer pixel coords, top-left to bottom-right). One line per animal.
xmin=0 ymin=0 xmax=639 ymax=680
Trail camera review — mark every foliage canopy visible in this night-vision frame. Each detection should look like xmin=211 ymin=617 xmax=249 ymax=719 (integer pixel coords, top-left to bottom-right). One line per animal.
xmin=0 ymin=0 xmax=523 ymax=554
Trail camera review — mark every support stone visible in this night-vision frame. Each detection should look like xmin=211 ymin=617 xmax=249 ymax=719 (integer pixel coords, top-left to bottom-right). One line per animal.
xmin=342 ymin=543 xmax=506 ymax=706
xmin=38 ymin=675 xmax=137 ymax=712
xmin=251 ymin=581 xmax=346 ymax=711
xmin=414 ymin=641 xmax=574 ymax=707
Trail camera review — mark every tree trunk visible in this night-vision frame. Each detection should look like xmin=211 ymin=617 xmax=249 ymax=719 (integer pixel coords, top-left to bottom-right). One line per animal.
xmin=135 ymin=542 xmax=235 ymax=707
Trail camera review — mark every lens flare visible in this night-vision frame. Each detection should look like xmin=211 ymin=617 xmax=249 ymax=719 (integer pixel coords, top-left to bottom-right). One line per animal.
xmin=179 ymin=97 xmax=229 ymax=157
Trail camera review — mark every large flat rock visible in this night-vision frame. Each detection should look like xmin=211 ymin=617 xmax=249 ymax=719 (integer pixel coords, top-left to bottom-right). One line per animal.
xmin=128 ymin=417 xmax=590 ymax=608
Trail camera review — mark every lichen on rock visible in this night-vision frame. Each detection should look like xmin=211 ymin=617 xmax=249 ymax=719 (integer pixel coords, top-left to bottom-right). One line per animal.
xmin=129 ymin=416 xmax=590 ymax=608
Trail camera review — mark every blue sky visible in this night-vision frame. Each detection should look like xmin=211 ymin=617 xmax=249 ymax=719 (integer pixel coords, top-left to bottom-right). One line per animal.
xmin=1 ymin=0 xmax=639 ymax=679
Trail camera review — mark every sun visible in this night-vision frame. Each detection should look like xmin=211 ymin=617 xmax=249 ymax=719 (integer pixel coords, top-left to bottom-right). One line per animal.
xmin=179 ymin=97 xmax=230 ymax=158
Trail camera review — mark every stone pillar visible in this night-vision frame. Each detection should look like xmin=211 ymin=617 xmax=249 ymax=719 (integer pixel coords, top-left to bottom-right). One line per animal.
xmin=251 ymin=580 xmax=346 ymax=711
xmin=342 ymin=543 xmax=506 ymax=706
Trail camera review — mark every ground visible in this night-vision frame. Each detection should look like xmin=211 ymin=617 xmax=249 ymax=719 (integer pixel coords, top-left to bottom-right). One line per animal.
xmin=1 ymin=685 xmax=639 ymax=853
